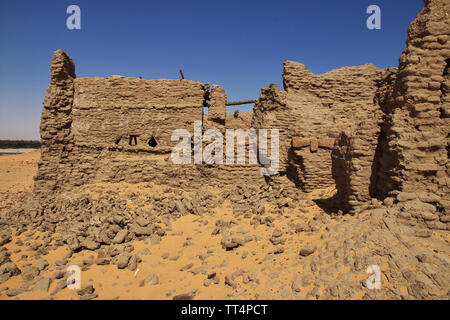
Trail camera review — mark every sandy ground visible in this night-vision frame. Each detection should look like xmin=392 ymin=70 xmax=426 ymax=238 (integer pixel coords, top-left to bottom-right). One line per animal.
xmin=0 ymin=151 xmax=371 ymax=300
xmin=0 ymin=150 xmax=39 ymax=212
xmin=1 ymin=151 xmax=447 ymax=300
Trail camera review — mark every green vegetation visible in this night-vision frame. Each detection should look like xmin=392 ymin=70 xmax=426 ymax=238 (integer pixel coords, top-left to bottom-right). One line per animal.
xmin=0 ymin=140 xmax=41 ymax=149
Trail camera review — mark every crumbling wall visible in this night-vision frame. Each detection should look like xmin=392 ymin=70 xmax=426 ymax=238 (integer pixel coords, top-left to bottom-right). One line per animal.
xmin=34 ymin=50 xmax=76 ymax=201
xmin=204 ymin=84 xmax=227 ymax=131
xmin=253 ymin=61 xmax=387 ymax=194
xmin=377 ymin=0 xmax=450 ymax=229
xmin=373 ymin=69 xmax=399 ymax=199
xmin=225 ymin=111 xmax=253 ymax=130
xmin=331 ymin=108 xmax=384 ymax=213
xmin=33 ymin=50 xmax=267 ymax=212
xmin=290 ymin=137 xmax=335 ymax=192
xmin=72 ymin=76 xmax=209 ymax=151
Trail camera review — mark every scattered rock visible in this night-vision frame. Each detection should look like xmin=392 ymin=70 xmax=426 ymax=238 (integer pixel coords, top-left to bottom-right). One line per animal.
xmin=50 ymin=279 xmax=67 ymax=296
xmin=291 ymin=280 xmax=301 ymax=293
xmin=82 ymin=239 xmax=101 ymax=251
xmin=180 ymin=263 xmax=194 ymax=271
xmin=112 ymin=229 xmax=128 ymax=244
xmin=115 ymin=252 xmax=131 ymax=269
xmin=221 ymin=237 xmax=240 ymax=250
xmin=140 ymin=274 xmax=159 ymax=287
xmin=35 ymin=259 xmax=49 ymax=271
xmin=95 ymin=258 xmax=111 ymax=265
xmin=225 ymin=269 xmax=245 ymax=288
xmin=300 ymin=244 xmax=316 ymax=257
xmin=127 ymin=255 xmax=138 ymax=271
xmin=34 ymin=278 xmax=52 ymax=292
xmin=4 ymin=262 xmax=21 ymax=276
xmin=203 ymin=279 xmax=212 ymax=287
xmin=77 ymin=284 xmax=94 ymax=296
xmin=21 ymin=265 xmax=40 ymax=282
xmin=79 ymin=293 xmax=98 ymax=300
xmin=173 ymin=293 xmax=194 ymax=300
xmin=0 ymin=230 xmax=12 ymax=246
xmin=5 ymin=288 xmax=24 ymax=297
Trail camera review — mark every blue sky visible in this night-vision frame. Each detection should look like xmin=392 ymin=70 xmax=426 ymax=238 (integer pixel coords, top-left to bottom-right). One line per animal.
xmin=0 ymin=0 xmax=424 ymax=139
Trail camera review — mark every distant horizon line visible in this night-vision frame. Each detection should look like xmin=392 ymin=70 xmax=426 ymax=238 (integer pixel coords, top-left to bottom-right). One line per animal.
xmin=0 ymin=138 xmax=40 ymax=141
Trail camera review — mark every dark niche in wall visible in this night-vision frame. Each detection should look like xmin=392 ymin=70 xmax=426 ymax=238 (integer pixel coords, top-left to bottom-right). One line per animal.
xmin=148 ymin=136 xmax=158 ymax=147
xmin=129 ymin=135 xmax=138 ymax=146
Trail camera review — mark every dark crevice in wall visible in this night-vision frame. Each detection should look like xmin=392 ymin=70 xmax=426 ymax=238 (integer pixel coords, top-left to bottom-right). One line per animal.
xmin=148 ymin=136 xmax=158 ymax=147
xmin=129 ymin=135 xmax=138 ymax=146
xmin=286 ymin=148 xmax=303 ymax=189
xmin=443 ymin=59 xmax=449 ymax=76
xmin=369 ymin=121 xmax=384 ymax=200
xmin=440 ymin=59 xmax=449 ymax=119
xmin=331 ymin=133 xmax=352 ymax=213
xmin=446 ymin=134 xmax=449 ymax=159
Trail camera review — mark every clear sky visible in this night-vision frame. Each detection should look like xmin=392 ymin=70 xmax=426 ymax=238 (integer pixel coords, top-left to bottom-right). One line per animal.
xmin=0 ymin=0 xmax=424 ymax=139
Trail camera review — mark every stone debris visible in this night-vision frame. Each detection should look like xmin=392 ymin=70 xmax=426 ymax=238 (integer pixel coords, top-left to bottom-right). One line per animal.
xmin=0 ymin=0 xmax=448 ymax=301
xmin=34 ymin=278 xmax=52 ymax=292
xmin=299 ymin=244 xmax=317 ymax=257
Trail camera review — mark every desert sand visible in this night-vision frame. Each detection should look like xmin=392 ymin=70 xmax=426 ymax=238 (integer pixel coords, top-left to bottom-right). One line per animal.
xmin=0 ymin=151 xmax=345 ymax=300
xmin=0 ymin=151 xmax=448 ymax=300
xmin=0 ymin=151 xmax=39 ymax=212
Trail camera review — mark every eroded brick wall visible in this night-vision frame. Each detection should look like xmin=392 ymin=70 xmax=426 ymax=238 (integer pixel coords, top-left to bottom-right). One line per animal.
xmin=252 ymin=61 xmax=387 ymax=194
xmin=34 ymin=50 xmax=265 ymax=209
xmin=377 ymin=0 xmax=450 ymax=229
xmin=34 ymin=50 xmax=76 ymax=201
xmin=72 ymin=76 xmax=208 ymax=151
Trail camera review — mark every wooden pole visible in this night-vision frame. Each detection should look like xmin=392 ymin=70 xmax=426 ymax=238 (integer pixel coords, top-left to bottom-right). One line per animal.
xmin=179 ymin=69 xmax=185 ymax=80
xmin=225 ymin=100 xmax=255 ymax=106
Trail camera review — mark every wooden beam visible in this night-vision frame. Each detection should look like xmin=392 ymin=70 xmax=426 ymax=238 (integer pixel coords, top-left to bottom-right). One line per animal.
xmin=292 ymin=137 xmax=336 ymax=150
xmin=225 ymin=100 xmax=255 ymax=106
xmin=292 ymin=137 xmax=310 ymax=148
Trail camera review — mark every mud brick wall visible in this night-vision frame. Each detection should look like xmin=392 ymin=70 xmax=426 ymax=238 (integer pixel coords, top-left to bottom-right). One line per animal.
xmin=60 ymin=147 xmax=265 ymax=191
xmin=289 ymin=137 xmax=335 ymax=192
xmin=377 ymin=0 xmax=450 ymax=229
xmin=72 ymin=76 xmax=209 ymax=151
xmin=251 ymin=83 xmax=288 ymax=166
xmin=33 ymin=50 xmax=266 ymax=208
xmin=34 ymin=50 xmax=76 ymax=201
xmin=252 ymin=61 xmax=387 ymax=193
xmin=332 ymin=109 xmax=384 ymax=213
xmin=204 ymin=84 xmax=227 ymax=132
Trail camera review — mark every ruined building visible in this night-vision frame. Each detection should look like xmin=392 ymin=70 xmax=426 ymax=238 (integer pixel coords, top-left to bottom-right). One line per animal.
xmin=33 ymin=0 xmax=448 ymax=233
